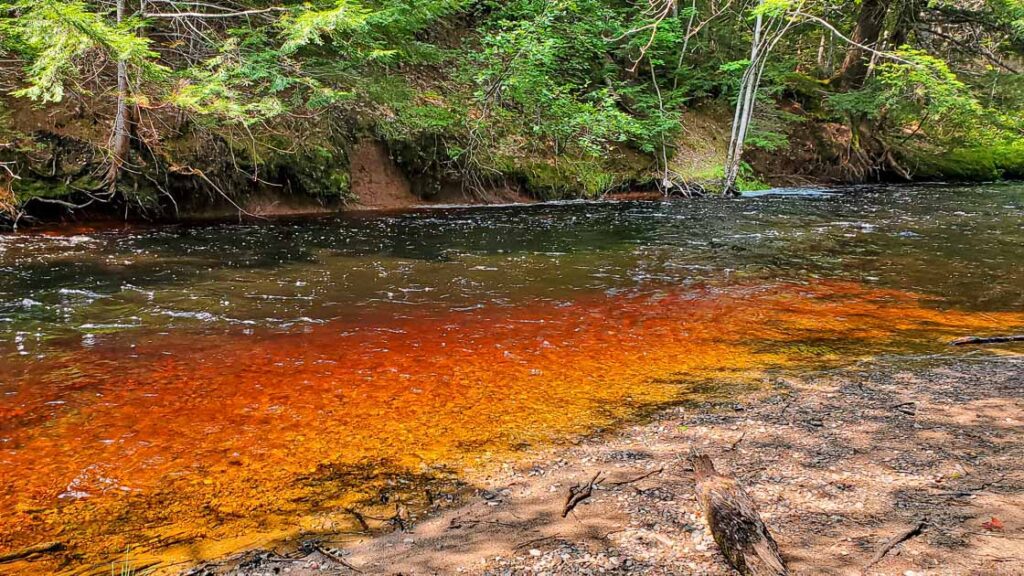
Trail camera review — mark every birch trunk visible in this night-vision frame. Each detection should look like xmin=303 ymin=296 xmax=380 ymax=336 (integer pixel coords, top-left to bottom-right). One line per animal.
xmin=107 ymin=0 xmax=131 ymax=191
xmin=722 ymin=4 xmax=763 ymax=194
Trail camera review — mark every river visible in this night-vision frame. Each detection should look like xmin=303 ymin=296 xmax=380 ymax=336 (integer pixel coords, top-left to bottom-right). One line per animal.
xmin=1 ymin=184 xmax=1022 ymax=573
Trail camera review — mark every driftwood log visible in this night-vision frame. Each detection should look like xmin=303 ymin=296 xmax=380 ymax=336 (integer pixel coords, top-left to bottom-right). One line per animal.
xmin=0 ymin=541 xmax=64 ymax=564
xmin=692 ymin=452 xmax=788 ymax=576
xmin=950 ymin=334 xmax=1024 ymax=346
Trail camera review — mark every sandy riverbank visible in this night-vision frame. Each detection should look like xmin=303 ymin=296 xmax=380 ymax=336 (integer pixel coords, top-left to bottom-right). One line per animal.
xmin=186 ymin=350 xmax=1024 ymax=576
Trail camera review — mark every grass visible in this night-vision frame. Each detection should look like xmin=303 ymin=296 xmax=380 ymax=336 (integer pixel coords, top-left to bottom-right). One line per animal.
xmin=111 ymin=547 xmax=153 ymax=576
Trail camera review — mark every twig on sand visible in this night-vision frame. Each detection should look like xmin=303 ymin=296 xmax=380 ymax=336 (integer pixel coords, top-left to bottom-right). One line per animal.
xmin=304 ymin=541 xmax=362 ymax=573
xmin=448 ymin=518 xmax=516 ymax=530
xmin=861 ymin=521 xmax=926 ymax=573
xmin=345 ymin=507 xmax=371 ymax=532
xmin=726 ymin=431 xmax=746 ymax=451
xmin=0 ymin=541 xmax=64 ymax=564
xmin=930 ymin=474 xmax=1005 ymax=497
xmin=606 ymin=467 xmax=664 ymax=487
xmin=346 ymin=503 xmax=411 ymax=532
xmin=562 ymin=472 xmax=604 ymax=517
xmin=950 ymin=334 xmax=1024 ymax=346
xmin=892 ymin=401 xmax=917 ymax=416
xmin=514 ymin=535 xmax=561 ymax=550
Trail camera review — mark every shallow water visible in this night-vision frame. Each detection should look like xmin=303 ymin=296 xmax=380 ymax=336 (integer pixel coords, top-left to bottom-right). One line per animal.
xmin=1 ymin=184 xmax=1023 ymax=573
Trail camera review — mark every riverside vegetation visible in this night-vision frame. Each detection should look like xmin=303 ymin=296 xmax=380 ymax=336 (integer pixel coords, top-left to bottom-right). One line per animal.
xmin=0 ymin=0 xmax=1022 ymax=223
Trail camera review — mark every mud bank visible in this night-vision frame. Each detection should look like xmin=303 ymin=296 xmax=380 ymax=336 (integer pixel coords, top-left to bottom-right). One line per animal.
xmin=185 ymin=352 xmax=1024 ymax=576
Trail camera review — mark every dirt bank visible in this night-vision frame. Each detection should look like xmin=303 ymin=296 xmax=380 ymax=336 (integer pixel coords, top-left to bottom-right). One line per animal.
xmin=184 ymin=350 xmax=1024 ymax=576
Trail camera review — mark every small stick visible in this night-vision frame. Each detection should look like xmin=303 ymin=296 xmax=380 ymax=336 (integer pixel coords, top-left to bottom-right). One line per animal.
xmin=606 ymin=467 xmax=664 ymax=487
xmin=311 ymin=543 xmax=362 ymax=573
xmin=344 ymin=507 xmax=371 ymax=532
xmin=861 ymin=521 xmax=925 ymax=573
xmin=562 ymin=472 xmax=603 ymax=517
xmin=726 ymin=431 xmax=746 ymax=451
xmin=950 ymin=334 xmax=1024 ymax=346
xmin=0 ymin=541 xmax=64 ymax=564
xmin=514 ymin=534 xmax=560 ymax=550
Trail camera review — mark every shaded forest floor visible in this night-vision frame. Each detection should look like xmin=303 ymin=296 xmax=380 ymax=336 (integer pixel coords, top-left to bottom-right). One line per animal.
xmin=190 ymin=352 xmax=1024 ymax=576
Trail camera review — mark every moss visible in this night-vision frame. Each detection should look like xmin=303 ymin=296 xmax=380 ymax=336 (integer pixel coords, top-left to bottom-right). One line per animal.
xmin=13 ymin=177 xmax=73 ymax=203
xmin=287 ymin=146 xmax=352 ymax=200
xmin=680 ymin=162 xmax=770 ymax=194
xmin=909 ymin=142 xmax=1024 ymax=182
xmin=485 ymin=150 xmax=654 ymax=199
xmin=779 ymin=72 xmax=830 ymax=113
xmin=993 ymin=142 xmax=1024 ymax=180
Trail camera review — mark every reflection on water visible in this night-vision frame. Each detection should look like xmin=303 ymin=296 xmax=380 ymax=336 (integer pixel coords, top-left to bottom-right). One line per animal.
xmin=1 ymin=184 xmax=1022 ymax=573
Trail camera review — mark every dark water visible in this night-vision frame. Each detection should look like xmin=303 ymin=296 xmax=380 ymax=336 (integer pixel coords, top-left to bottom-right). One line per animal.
xmin=2 ymin=184 xmax=1022 ymax=356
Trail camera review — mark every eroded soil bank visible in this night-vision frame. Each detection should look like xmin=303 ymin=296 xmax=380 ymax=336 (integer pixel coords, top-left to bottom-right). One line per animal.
xmin=189 ymin=352 xmax=1024 ymax=576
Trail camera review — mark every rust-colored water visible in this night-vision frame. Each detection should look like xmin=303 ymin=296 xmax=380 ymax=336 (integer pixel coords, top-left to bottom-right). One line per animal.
xmin=2 ymin=279 xmax=1022 ymax=574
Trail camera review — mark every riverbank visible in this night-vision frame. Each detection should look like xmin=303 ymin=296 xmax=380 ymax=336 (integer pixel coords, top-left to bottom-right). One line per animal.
xmin=185 ymin=351 xmax=1024 ymax=576
xmin=5 ymin=93 xmax=1022 ymax=229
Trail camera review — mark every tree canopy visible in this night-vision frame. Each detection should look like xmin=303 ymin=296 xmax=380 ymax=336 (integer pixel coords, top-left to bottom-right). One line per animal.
xmin=1 ymin=0 xmax=1022 ymax=217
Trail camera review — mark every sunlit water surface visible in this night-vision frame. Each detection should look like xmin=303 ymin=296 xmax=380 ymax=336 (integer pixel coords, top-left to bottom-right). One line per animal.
xmin=1 ymin=184 xmax=1023 ymax=573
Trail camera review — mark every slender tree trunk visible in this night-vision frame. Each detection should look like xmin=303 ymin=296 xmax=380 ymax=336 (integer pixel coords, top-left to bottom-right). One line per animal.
xmin=107 ymin=0 xmax=130 ymax=191
xmin=816 ymin=33 xmax=826 ymax=71
xmin=723 ymin=5 xmax=763 ymax=194
xmin=835 ymin=0 xmax=893 ymax=89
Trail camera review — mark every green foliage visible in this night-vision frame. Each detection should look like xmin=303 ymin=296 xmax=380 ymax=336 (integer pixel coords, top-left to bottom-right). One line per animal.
xmin=168 ymin=30 xmax=352 ymax=125
xmin=3 ymin=0 xmax=1024 ymax=213
xmin=278 ymin=0 xmax=373 ymax=54
xmin=470 ymin=0 xmax=680 ymax=159
xmin=828 ymin=49 xmax=1009 ymax=147
xmin=1 ymin=0 xmax=163 ymax=102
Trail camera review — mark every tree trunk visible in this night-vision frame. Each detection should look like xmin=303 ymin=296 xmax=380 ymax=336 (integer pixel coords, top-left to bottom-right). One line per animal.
xmin=106 ymin=0 xmax=131 ymax=191
xmin=835 ymin=0 xmax=893 ymax=89
xmin=722 ymin=5 xmax=764 ymax=194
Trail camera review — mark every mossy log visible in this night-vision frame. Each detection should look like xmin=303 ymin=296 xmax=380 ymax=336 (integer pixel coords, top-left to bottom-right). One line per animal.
xmin=692 ymin=452 xmax=788 ymax=576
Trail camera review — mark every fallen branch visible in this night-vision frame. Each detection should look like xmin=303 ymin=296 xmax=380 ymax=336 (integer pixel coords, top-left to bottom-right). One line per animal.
xmin=562 ymin=472 xmax=603 ymax=518
xmin=0 ymin=541 xmax=64 ymax=564
xmin=143 ymin=7 xmax=288 ymax=19
xmin=861 ymin=521 xmax=926 ymax=573
xmin=169 ymin=165 xmax=265 ymax=220
xmin=949 ymin=334 xmax=1024 ymax=346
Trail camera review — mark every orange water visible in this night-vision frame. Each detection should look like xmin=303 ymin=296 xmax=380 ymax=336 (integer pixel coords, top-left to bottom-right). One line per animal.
xmin=2 ymin=279 xmax=1021 ymax=574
